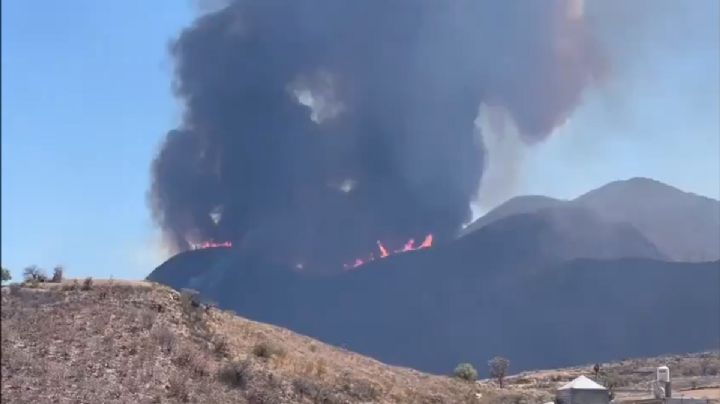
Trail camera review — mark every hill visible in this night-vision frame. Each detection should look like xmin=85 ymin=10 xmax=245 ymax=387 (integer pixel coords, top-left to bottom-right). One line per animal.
xmin=462 ymin=177 xmax=720 ymax=262
xmin=1 ymin=279 xmax=531 ymax=404
xmin=149 ymin=246 xmax=720 ymax=374
xmin=460 ymin=195 xmax=564 ymax=236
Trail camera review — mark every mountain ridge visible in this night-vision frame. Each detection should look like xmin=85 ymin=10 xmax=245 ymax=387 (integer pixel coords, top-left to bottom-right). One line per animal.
xmin=463 ymin=177 xmax=720 ymax=262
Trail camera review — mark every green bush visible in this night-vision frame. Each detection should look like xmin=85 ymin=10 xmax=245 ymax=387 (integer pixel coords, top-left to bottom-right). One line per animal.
xmin=1 ymin=267 xmax=11 ymax=282
xmin=454 ymin=363 xmax=478 ymax=382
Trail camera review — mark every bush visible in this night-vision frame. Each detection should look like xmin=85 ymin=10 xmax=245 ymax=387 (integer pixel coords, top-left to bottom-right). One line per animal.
xmin=340 ymin=376 xmax=380 ymax=400
xmin=454 ymin=363 xmax=478 ymax=382
xmin=168 ymin=373 xmax=191 ymax=402
xmin=51 ymin=266 xmax=64 ymax=283
xmin=9 ymin=283 xmax=21 ymax=296
xmin=218 ymin=360 xmax=253 ymax=389
xmin=1 ymin=267 xmax=11 ymax=282
xmin=180 ymin=288 xmax=200 ymax=310
xmin=293 ymin=378 xmax=320 ymax=397
xmin=180 ymin=288 xmax=205 ymax=324
xmin=173 ymin=346 xmax=209 ymax=378
xmin=212 ymin=336 xmax=230 ymax=357
xmin=62 ymin=279 xmax=79 ymax=291
xmin=81 ymin=277 xmax=93 ymax=291
xmin=140 ymin=310 xmax=156 ymax=330
xmin=252 ymin=340 xmax=286 ymax=359
xmin=153 ymin=326 xmax=176 ymax=353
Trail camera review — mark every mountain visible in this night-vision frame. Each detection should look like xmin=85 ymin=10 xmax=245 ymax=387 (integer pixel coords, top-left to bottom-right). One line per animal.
xmin=2 ymin=279 xmax=510 ymax=404
xmin=148 ymin=244 xmax=720 ymax=374
xmin=574 ymin=178 xmax=720 ymax=262
xmin=461 ymin=205 xmax=665 ymax=263
xmin=460 ymin=195 xmax=564 ymax=236
xmin=462 ymin=177 xmax=720 ymax=262
xmin=146 ymin=177 xmax=719 ymax=376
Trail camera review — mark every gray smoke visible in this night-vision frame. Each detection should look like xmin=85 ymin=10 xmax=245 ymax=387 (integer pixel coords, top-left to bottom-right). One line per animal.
xmin=151 ymin=0 xmax=605 ymax=272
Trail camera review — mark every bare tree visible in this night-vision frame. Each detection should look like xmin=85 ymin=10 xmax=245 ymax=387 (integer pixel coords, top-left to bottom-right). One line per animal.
xmin=23 ymin=265 xmax=47 ymax=282
xmin=488 ymin=356 xmax=510 ymax=388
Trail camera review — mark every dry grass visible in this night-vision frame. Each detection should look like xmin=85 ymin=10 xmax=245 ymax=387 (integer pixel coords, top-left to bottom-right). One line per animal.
xmin=1 ymin=279 xmax=534 ymax=404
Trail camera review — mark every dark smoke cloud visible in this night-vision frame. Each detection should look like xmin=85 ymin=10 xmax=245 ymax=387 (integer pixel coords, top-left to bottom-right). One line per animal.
xmin=151 ymin=0 xmax=605 ymax=272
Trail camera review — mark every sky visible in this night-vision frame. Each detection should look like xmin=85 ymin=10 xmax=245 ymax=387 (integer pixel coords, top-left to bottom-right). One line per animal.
xmin=2 ymin=0 xmax=718 ymax=281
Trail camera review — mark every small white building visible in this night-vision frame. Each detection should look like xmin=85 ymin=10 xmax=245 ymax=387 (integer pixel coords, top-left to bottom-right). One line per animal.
xmin=556 ymin=375 xmax=610 ymax=404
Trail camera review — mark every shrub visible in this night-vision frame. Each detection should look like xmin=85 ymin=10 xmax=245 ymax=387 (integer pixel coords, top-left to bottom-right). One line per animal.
xmin=1 ymin=267 xmax=11 ymax=282
xmin=180 ymin=288 xmax=204 ymax=324
xmin=173 ymin=346 xmax=209 ymax=378
xmin=62 ymin=279 xmax=79 ymax=291
xmin=252 ymin=340 xmax=286 ymax=359
xmin=340 ymin=376 xmax=380 ymax=401
xmin=600 ymin=371 xmax=623 ymax=391
xmin=314 ymin=359 xmax=327 ymax=377
xmin=218 ymin=360 xmax=252 ymax=389
xmin=168 ymin=373 xmax=190 ymax=402
xmin=489 ymin=356 xmax=510 ymax=388
xmin=454 ymin=363 xmax=478 ymax=382
xmin=9 ymin=283 xmax=21 ymax=296
xmin=81 ymin=277 xmax=93 ymax=291
xmin=140 ymin=310 xmax=156 ymax=330
xmin=153 ymin=326 xmax=176 ymax=353
xmin=212 ymin=336 xmax=230 ymax=357
xmin=293 ymin=378 xmax=320 ymax=397
xmin=180 ymin=288 xmax=200 ymax=310
xmin=51 ymin=266 xmax=64 ymax=283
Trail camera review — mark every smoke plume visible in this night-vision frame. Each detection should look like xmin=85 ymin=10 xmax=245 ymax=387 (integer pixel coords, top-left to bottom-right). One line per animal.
xmin=151 ymin=0 xmax=605 ymax=271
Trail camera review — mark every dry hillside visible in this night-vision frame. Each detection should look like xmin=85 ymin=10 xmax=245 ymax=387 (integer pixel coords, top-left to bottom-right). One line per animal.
xmin=1 ymin=279 xmax=547 ymax=404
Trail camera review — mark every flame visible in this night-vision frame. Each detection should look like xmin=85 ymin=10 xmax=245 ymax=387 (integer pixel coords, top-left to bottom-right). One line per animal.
xmin=191 ymin=241 xmax=232 ymax=250
xmin=418 ymin=234 xmax=433 ymax=249
xmin=397 ymin=238 xmax=415 ymax=253
xmin=377 ymin=241 xmax=389 ymax=258
xmin=344 ymin=234 xmax=433 ymax=270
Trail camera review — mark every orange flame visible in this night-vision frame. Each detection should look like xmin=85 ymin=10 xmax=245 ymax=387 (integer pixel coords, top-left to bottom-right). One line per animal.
xmin=418 ymin=234 xmax=433 ymax=249
xmin=397 ymin=238 xmax=415 ymax=253
xmin=377 ymin=241 xmax=389 ymax=258
xmin=344 ymin=234 xmax=433 ymax=270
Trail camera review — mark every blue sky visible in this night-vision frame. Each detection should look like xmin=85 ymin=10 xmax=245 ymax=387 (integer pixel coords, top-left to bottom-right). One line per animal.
xmin=2 ymin=1 xmax=718 ymax=281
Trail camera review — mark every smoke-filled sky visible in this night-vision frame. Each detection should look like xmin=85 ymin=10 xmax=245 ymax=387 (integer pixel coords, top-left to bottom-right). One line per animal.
xmin=2 ymin=0 xmax=718 ymax=278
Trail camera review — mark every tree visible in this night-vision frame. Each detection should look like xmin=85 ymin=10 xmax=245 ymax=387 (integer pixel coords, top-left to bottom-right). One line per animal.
xmin=23 ymin=265 xmax=47 ymax=282
xmin=593 ymin=363 xmax=601 ymax=378
xmin=1 ymin=267 xmax=10 ymax=282
xmin=51 ymin=265 xmax=64 ymax=283
xmin=488 ymin=356 xmax=510 ymax=388
xmin=453 ymin=363 xmax=478 ymax=382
